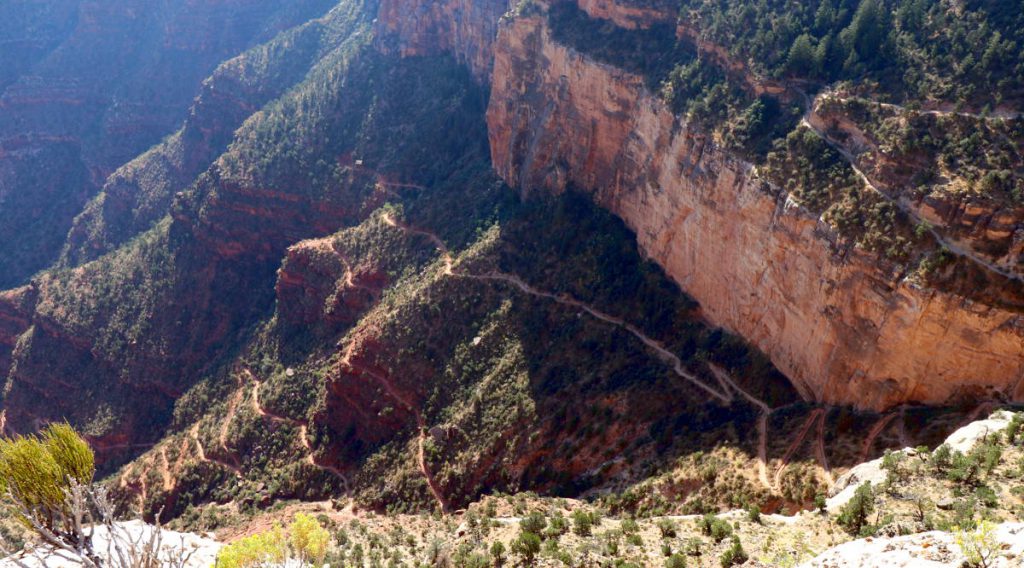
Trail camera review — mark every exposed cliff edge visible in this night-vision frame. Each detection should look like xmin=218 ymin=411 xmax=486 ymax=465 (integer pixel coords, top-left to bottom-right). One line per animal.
xmin=486 ymin=9 xmax=1024 ymax=410
xmin=374 ymin=0 xmax=513 ymax=82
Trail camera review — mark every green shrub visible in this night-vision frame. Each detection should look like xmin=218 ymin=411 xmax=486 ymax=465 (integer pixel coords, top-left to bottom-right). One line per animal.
xmin=520 ymin=511 xmax=547 ymax=535
xmin=657 ymin=518 xmax=678 ymax=538
xmin=719 ymin=536 xmax=748 ymax=567
xmin=836 ymin=482 xmax=875 ymax=536
xmin=948 ymin=451 xmax=982 ymax=485
xmin=932 ymin=444 xmax=953 ymax=472
xmin=544 ymin=512 xmax=568 ymax=539
xmin=665 ymin=553 xmax=687 ymax=568
xmin=620 ymin=518 xmax=639 ymax=534
xmin=490 ymin=541 xmax=506 ymax=567
xmin=571 ymin=510 xmax=594 ymax=537
xmin=1007 ymin=413 xmax=1024 ymax=445
xmin=698 ymin=514 xmax=733 ymax=542
xmin=0 ymin=422 xmax=95 ymax=532
xmin=511 ymin=532 xmax=541 ymax=565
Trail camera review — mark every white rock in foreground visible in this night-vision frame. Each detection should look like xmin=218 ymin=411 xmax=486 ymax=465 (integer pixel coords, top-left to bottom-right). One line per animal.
xmin=0 ymin=521 xmax=221 ymax=568
xmin=827 ymin=410 xmax=1016 ymax=512
xmin=944 ymin=410 xmax=1014 ymax=453
xmin=801 ymin=523 xmax=1024 ymax=568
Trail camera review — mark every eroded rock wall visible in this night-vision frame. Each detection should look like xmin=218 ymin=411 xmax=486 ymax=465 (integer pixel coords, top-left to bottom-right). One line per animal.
xmin=486 ymin=12 xmax=1024 ymax=410
xmin=375 ymin=0 xmax=514 ymax=82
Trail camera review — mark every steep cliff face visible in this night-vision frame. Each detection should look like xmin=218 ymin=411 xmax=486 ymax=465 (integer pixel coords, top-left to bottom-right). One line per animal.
xmin=374 ymin=0 xmax=513 ymax=82
xmin=487 ymin=12 xmax=1024 ymax=410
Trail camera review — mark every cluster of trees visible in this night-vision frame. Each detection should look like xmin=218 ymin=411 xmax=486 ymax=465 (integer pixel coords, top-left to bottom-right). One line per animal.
xmin=680 ymin=0 xmax=1024 ymax=104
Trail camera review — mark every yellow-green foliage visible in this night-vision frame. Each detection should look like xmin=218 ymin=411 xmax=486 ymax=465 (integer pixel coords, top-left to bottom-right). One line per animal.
xmin=956 ymin=520 xmax=1001 ymax=568
xmin=216 ymin=515 xmax=330 ymax=568
xmin=289 ymin=513 xmax=329 ymax=564
xmin=215 ymin=524 xmax=288 ymax=568
xmin=0 ymin=422 xmax=95 ymax=530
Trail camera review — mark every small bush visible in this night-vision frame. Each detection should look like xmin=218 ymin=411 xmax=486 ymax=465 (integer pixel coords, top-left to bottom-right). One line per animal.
xmin=836 ymin=482 xmax=875 ymax=536
xmin=0 ymin=422 xmax=95 ymax=532
xmin=520 ymin=511 xmax=547 ymax=535
xmin=932 ymin=444 xmax=953 ymax=472
xmin=511 ymin=532 xmax=541 ymax=565
xmin=620 ymin=518 xmax=639 ymax=534
xmin=571 ymin=510 xmax=595 ymax=537
xmin=216 ymin=524 xmax=288 ymax=568
xmin=699 ymin=514 xmax=733 ymax=542
xmin=719 ymin=536 xmax=748 ymax=567
xmin=746 ymin=503 xmax=761 ymax=524
xmin=290 ymin=513 xmax=329 ymax=565
xmin=665 ymin=553 xmax=687 ymax=568
xmin=956 ymin=520 xmax=1001 ymax=567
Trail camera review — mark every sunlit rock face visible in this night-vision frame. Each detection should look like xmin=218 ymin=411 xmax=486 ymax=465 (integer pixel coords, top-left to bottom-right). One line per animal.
xmin=486 ymin=7 xmax=1024 ymax=411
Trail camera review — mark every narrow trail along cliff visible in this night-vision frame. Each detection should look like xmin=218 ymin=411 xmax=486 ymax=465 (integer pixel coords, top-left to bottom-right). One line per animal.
xmin=800 ymin=92 xmax=1024 ymax=285
xmin=376 ymin=213 xmax=820 ymax=490
xmin=860 ymin=413 xmax=898 ymax=464
xmin=774 ymin=408 xmax=825 ymax=489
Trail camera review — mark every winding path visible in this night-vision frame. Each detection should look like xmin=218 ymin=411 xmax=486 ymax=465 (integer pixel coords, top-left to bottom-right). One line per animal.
xmin=190 ymin=423 xmax=242 ymax=478
xmin=773 ymin=408 xmax=824 ymax=488
xmin=800 ymin=93 xmax=1024 ymax=284
xmin=814 ymin=411 xmax=833 ymax=485
xmin=859 ymin=413 xmax=898 ymax=463
xmin=379 ymin=213 xmax=794 ymax=494
xmin=242 ymin=369 xmax=352 ymax=495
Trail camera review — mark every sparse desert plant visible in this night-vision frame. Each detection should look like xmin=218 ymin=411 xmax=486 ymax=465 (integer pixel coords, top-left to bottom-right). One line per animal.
xmin=746 ymin=503 xmax=761 ymax=524
xmin=0 ymin=423 xmax=194 ymax=568
xmin=510 ymin=532 xmax=541 ymax=565
xmin=956 ymin=520 xmax=1001 ymax=567
xmin=698 ymin=514 xmax=732 ymax=542
xmin=520 ymin=511 xmax=547 ymax=535
xmin=489 ymin=541 xmax=506 ymax=567
xmin=656 ymin=518 xmax=678 ymax=538
xmin=571 ymin=510 xmax=594 ymax=537
xmin=932 ymin=444 xmax=953 ymax=472
xmin=0 ymin=422 xmax=95 ymax=533
xmin=665 ymin=552 xmax=687 ymax=568
xmin=719 ymin=536 xmax=748 ymax=567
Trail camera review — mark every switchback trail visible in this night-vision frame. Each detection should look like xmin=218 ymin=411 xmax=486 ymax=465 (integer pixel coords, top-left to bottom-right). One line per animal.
xmin=242 ymin=369 xmax=352 ymax=495
xmin=774 ymin=408 xmax=825 ymax=488
xmin=859 ymin=413 xmax=898 ymax=463
xmin=335 ymin=348 xmax=449 ymax=513
xmin=380 ymin=213 xmax=789 ymax=492
xmin=815 ymin=411 xmax=833 ymax=485
xmin=190 ymin=423 xmax=242 ymax=478
xmin=158 ymin=447 xmax=174 ymax=492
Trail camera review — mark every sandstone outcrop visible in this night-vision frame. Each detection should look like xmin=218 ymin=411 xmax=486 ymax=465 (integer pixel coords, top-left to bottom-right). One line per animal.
xmin=486 ymin=9 xmax=1024 ymax=410
xmin=375 ymin=0 xmax=514 ymax=82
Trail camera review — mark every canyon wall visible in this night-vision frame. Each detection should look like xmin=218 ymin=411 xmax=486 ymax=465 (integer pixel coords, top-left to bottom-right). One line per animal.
xmin=375 ymin=0 xmax=514 ymax=82
xmin=486 ymin=12 xmax=1024 ymax=410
